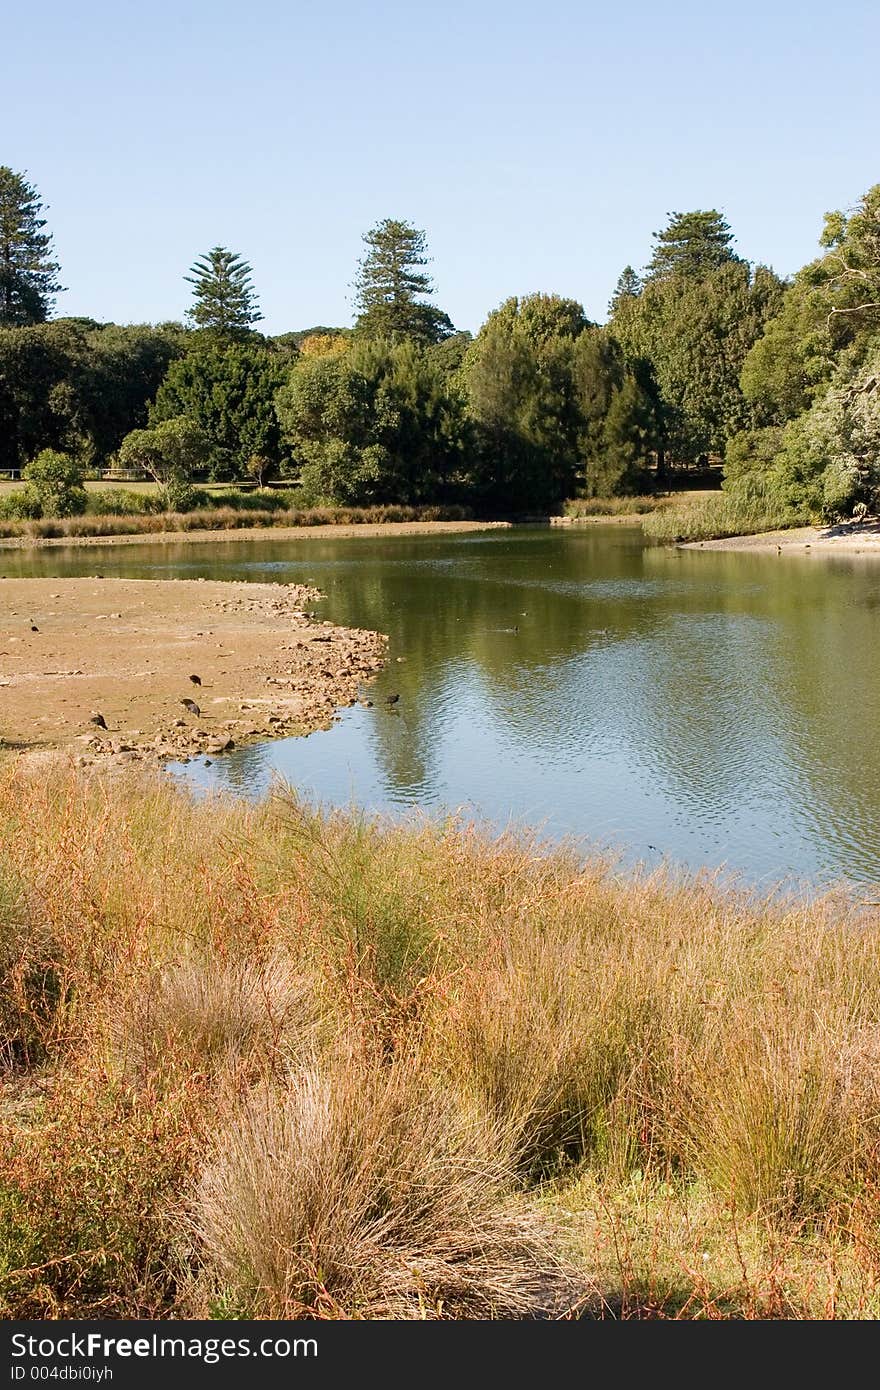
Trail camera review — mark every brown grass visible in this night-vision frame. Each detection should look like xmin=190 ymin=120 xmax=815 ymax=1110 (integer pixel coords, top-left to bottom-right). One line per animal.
xmin=1 ymin=759 xmax=879 ymax=1318
xmin=0 ymin=503 xmax=473 ymax=542
xmin=193 ymin=1051 xmax=571 ymax=1318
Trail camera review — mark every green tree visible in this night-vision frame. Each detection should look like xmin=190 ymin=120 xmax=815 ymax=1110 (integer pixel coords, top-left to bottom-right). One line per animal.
xmin=428 ymin=330 xmax=473 ymax=377
xmin=740 ymin=184 xmax=880 ymax=428
xmin=727 ymin=182 xmax=880 ymax=522
xmin=761 ymin=347 xmax=880 ymax=521
xmin=276 ymin=338 xmax=466 ymax=505
xmin=645 ymin=210 xmax=738 ymax=281
xmin=118 ymin=417 xmax=209 ymax=510
xmin=462 ymin=295 xmax=591 ymax=509
xmin=613 ymin=248 xmax=784 ymax=464
xmin=0 ymin=168 xmax=64 ymax=326
xmin=815 ymin=184 xmax=880 ymax=334
xmin=353 ymin=219 xmax=454 ymax=344
xmin=22 ymin=448 xmax=86 ymax=516
xmin=608 ymin=265 xmax=642 ymax=315
xmin=569 ymin=328 xmax=659 ymax=496
xmin=81 ymin=322 xmax=186 ymax=461
xmin=185 ymin=247 xmax=262 ymax=336
xmin=150 ymin=339 xmax=287 ymax=479
xmin=0 ymin=320 xmax=184 ymax=471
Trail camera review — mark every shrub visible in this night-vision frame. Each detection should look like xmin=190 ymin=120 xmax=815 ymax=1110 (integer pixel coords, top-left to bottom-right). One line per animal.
xmin=642 ymin=492 xmax=810 ymax=542
xmin=85 ymin=489 xmax=153 ymax=517
xmin=0 ymin=487 xmax=42 ymax=520
xmin=0 ymin=1078 xmax=199 ymax=1318
xmin=22 ymin=450 xmax=87 ymax=518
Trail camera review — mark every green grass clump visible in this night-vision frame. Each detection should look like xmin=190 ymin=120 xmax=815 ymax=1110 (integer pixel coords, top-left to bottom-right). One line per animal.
xmin=642 ymin=493 xmax=811 ymax=543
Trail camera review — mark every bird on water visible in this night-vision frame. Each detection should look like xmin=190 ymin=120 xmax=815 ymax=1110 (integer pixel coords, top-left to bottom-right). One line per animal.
xmin=180 ymin=698 xmax=201 ymax=717
xmin=385 ymin=692 xmax=400 ymax=705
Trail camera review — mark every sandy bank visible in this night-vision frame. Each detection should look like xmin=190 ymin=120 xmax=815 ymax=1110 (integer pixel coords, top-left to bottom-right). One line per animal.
xmin=680 ymin=521 xmax=880 ymax=556
xmin=0 ymin=519 xmax=510 ymax=551
xmin=0 ymin=577 xmax=387 ymax=766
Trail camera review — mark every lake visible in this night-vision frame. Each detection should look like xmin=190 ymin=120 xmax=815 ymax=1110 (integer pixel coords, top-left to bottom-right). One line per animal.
xmin=6 ymin=524 xmax=880 ymax=886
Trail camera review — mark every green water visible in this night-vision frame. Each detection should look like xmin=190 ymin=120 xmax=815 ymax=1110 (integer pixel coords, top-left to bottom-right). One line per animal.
xmin=5 ymin=524 xmax=880 ymax=886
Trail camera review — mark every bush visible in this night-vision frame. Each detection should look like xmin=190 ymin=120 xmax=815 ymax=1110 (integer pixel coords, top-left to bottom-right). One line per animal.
xmin=0 ymin=487 xmax=42 ymax=520
xmin=201 ymin=488 xmax=295 ymax=512
xmin=22 ymin=450 xmax=87 ymax=518
xmin=0 ymin=1079 xmax=199 ymax=1318
xmin=85 ymin=489 xmax=153 ymax=517
xmin=111 ymin=954 xmax=319 ymax=1086
xmin=563 ymin=495 xmax=669 ymax=518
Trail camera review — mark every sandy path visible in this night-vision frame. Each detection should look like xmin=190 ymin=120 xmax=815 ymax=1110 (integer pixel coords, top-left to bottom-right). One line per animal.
xmin=680 ymin=522 xmax=880 ymax=556
xmin=0 ymin=577 xmax=386 ymax=765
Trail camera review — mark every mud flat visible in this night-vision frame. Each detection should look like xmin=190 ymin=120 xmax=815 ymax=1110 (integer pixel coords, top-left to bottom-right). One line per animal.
xmin=0 ymin=576 xmax=387 ymax=766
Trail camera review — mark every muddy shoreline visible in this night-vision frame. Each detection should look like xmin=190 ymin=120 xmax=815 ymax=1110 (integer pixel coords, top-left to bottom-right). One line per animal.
xmin=0 ymin=577 xmax=387 ymax=767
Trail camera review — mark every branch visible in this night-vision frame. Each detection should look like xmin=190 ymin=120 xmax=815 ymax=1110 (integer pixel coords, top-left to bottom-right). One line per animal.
xmin=828 ymin=302 xmax=880 ymax=319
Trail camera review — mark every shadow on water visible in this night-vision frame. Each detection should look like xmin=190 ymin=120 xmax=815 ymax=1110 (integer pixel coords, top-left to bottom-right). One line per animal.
xmin=7 ymin=525 xmax=880 ymax=885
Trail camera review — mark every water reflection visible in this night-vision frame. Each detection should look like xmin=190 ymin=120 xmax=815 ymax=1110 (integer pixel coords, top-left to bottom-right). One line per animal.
xmin=7 ymin=527 xmax=880 ymax=884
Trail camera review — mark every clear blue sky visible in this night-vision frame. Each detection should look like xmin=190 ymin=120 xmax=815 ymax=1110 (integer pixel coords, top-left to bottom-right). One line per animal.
xmin=4 ymin=0 xmax=878 ymax=334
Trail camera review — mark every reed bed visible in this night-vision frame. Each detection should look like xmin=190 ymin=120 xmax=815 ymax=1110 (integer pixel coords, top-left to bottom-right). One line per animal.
xmin=642 ymin=493 xmax=810 ymax=542
xmin=563 ymin=496 xmax=674 ymax=518
xmin=1 ymin=760 xmax=878 ymax=1318
xmin=0 ymin=502 xmax=473 ymax=542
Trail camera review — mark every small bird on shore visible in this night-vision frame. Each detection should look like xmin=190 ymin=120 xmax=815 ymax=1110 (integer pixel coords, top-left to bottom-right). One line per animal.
xmin=189 ymin=673 xmax=202 ymax=686
xmin=88 ymin=712 xmax=107 ymax=730
xmin=30 ymin=623 xmax=39 ymax=632
xmin=180 ymin=698 xmax=201 ymax=717
xmin=385 ymin=692 xmax=400 ymax=705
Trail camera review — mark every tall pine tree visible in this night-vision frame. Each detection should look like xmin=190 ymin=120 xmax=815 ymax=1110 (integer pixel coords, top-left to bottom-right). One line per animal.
xmin=353 ymin=218 xmax=453 ymax=344
xmin=646 ymin=210 xmax=738 ymax=280
xmin=608 ymin=265 xmax=642 ymax=315
xmin=185 ymin=247 xmax=262 ymax=336
xmin=0 ymin=167 xmax=64 ymax=326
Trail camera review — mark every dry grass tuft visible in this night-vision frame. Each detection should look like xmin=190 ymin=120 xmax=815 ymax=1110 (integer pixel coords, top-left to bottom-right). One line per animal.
xmin=109 ymin=954 xmax=321 ymax=1085
xmin=192 ymin=1051 xmax=573 ymax=1319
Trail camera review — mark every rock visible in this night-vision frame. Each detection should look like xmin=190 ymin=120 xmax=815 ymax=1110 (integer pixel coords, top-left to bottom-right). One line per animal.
xmin=206 ymin=736 xmax=234 ymax=753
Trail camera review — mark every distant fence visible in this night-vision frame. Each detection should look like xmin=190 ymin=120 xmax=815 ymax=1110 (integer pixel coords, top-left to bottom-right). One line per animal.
xmin=99 ymin=468 xmax=149 ymax=482
xmin=0 ymin=468 xmax=22 ymax=481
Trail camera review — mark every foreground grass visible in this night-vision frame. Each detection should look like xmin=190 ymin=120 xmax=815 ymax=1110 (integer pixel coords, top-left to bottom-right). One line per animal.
xmin=642 ymin=493 xmax=811 ymax=543
xmin=1 ymin=762 xmax=879 ymax=1318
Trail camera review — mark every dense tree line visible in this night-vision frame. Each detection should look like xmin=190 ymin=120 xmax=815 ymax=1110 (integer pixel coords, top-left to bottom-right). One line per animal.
xmin=0 ymin=318 xmax=184 ymax=473
xmin=725 ymin=185 xmax=880 ymax=519
xmin=1 ymin=162 xmax=877 ymax=518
